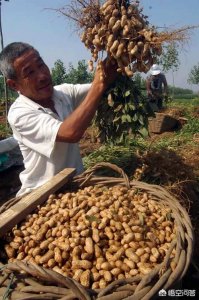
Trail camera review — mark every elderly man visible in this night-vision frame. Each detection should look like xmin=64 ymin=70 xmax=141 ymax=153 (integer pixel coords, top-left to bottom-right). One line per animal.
xmin=146 ymin=64 xmax=168 ymax=111
xmin=0 ymin=42 xmax=117 ymax=196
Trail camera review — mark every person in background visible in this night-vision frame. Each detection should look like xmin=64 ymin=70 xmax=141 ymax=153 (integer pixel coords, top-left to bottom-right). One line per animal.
xmin=0 ymin=42 xmax=117 ymax=196
xmin=146 ymin=64 xmax=168 ymax=111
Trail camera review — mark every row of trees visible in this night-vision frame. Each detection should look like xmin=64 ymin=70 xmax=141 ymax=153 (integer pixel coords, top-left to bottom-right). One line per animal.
xmin=51 ymin=59 xmax=93 ymax=85
xmin=50 ymin=57 xmax=197 ymax=96
xmin=188 ymin=64 xmax=199 ymax=85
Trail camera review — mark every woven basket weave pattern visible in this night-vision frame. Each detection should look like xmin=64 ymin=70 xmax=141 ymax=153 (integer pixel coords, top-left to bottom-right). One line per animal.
xmin=0 ymin=162 xmax=194 ymax=300
xmin=149 ymin=113 xmax=177 ymax=133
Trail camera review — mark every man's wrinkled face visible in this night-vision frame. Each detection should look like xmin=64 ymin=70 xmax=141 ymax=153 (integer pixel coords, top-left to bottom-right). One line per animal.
xmin=9 ymin=50 xmax=53 ymax=103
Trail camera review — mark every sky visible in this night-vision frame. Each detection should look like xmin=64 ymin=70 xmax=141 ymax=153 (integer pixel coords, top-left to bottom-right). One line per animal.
xmin=2 ymin=0 xmax=199 ymax=92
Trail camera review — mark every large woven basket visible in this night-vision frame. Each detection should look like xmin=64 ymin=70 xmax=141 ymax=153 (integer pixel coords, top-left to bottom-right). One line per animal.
xmin=0 ymin=163 xmax=194 ymax=300
xmin=148 ymin=113 xmax=178 ymax=134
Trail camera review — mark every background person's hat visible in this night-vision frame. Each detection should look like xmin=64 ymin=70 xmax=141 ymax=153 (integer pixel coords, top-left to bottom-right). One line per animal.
xmin=150 ymin=64 xmax=161 ymax=75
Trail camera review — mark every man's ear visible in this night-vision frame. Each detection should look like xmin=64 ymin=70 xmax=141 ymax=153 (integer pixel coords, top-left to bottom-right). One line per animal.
xmin=6 ymin=79 xmax=19 ymax=91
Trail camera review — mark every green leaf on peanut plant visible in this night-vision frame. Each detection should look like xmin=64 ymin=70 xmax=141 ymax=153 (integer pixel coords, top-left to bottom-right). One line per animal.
xmin=119 ymin=132 xmax=125 ymax=143
xmin=121 ymin=114 xmax=131 ymax=123
xmin=132 ymin=113 xmax=138 ymax=121
xmin=124 ymin=103 xmax=129 ymax=111
xmin=113 ymin=116 xmax=121 ymax=123
xmin=114 ymin=104 xmax=123 ymax=112
xmin=126 ymin=114 xmax=132 ymax=122
xmin=138 ymin=127 xmax=149 ymax=137
xmin=124 ymin=90 xmax=131 ymax=97
xmin=128 ymin=103 xmax=136 ymax=110
xmin=138 ymin=115 xmax=144 ymax=125
xmin=121 ymin=115 xmax=127 ymax=123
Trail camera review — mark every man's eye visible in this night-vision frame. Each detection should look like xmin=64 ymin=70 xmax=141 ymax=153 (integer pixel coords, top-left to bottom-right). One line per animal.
xmin=27 ymin=70 xmax=34 ymax=75
xmin=24 ymin=70 xmax=34 ymax=78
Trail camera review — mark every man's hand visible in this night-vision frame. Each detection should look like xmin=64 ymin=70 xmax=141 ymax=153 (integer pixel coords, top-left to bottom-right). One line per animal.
xmin=93 ymin=58 xmax=118 ymax=91
xmin=104 ymin=58 xmax=118 ymax=85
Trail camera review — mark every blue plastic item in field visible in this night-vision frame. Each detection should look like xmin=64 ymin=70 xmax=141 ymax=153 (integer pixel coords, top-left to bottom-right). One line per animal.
xmin=0 ymin=138 xmax=23 ymax=172
xmin=0 ymin=153 xmax=9 ymax=171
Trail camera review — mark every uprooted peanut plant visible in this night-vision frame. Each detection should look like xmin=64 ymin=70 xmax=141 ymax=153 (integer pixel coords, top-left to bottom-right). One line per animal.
xmin=54 ymin=0 xmax=196 ymax=142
